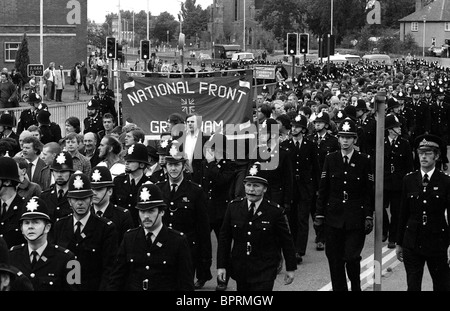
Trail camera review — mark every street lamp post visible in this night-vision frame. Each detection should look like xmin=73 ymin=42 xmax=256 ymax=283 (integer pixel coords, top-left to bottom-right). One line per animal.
xmin=423 ymin=17 xmax=426 ymax=58
xmin=243 ymin=0 xmax=246 ymax=51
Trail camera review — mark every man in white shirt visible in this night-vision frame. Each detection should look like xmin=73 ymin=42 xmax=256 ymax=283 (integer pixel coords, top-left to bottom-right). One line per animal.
xmin=43 ymin=62 xmax=55 ymax=101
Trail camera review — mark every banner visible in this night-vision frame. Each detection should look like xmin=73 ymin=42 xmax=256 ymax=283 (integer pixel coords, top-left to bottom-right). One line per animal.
xmin=121 ymin=72 xmax=254 ymax=139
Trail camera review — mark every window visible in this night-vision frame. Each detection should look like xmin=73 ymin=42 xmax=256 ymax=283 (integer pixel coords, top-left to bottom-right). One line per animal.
xmin=411 ymin=22 xmax=419 ymax=32
xmin=4 ymin=42 xmax=20 ymax=62
xmin=445 ymin=22 xmax=450 ymax=31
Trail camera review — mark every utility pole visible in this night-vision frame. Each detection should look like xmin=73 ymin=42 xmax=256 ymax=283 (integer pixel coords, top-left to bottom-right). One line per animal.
xmin=39 ymin=0 xmax=44 ymax=98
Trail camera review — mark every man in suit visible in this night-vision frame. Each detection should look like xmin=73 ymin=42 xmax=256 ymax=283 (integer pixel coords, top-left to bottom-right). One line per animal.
xmin=112 ymin=143 xmax=151 ymax=227
xmin=9 ymin=197 xmax=76 ymax=291
xmin=314 ymin=118 xmax=375 ymax=291
xmin=156 ymin=141 xmax=212 ymax=290
xmin=0 ymin=157 xmax=27 ymax=248
xmin=281 ymin=114 xmax=320 ymax=263
xmin=22 ymin=136 xmax=45 ymax=185
xmin=107 ymin=183 xmax=194 ymax=291
xmin=39 ymin=152 xmax=74 ymax=223
xmin=90 ymin=165 xmax=134 ymax=245
xmin=396 ymin=134 xmax=450 ymax=291
xmin=52 ymin=172 xmax=118 ymax=291
xmin=37 ymin=142 xmax=61 ymax=191
xmin=217 ymin=162 xmax=297 ymax=291
xmin=383 ymin=114 xmax=414 ymax=249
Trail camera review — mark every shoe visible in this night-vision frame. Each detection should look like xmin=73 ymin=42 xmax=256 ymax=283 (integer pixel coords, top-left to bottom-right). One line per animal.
xmin=215 ymin=281 xmax=228 ymax=291
xmin=388 ymin=242 xmax=396 ymax=249
xmin=194 ymin=279 xmax=207 ymax=290
xmin=316 ymin=242 xmax=325 ymax=251
xmin=296 ymin=253 xmax=303 ymax=264
xmin=382 ymin=234 xmax=388 ymax=242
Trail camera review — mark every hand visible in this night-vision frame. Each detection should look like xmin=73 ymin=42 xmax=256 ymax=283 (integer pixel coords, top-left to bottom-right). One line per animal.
xmin=396 ymin=245 xmax=403 ymax=262
xmin=313 ymin=216 xmax=324 ymax=227
xmin=284 ymin=271 xmax=295 ymax=285
xmin=365 ymin=218 xmax=373 ymax=235
xmin=217 ymin=268 xmax=226 ymax=283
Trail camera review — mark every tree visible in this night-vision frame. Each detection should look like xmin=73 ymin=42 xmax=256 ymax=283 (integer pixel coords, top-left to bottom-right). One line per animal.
xmin=87 ymin=19 xmax=107 ymax=49
xmin=153 ymin=12 xmax=179 ymax=44
xmin=14 ymin=33 xmax=30 ymax=82
xmin=180 ymin=0 xmax=208 ymax=39
xmin=255 ymin=0 xmax=307 ymax=41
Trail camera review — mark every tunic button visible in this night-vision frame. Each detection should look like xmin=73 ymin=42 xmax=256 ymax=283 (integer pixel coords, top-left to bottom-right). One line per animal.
xmin=170 ymin=212 xmax=173 ymax=216
xmin=423 ymin=200 xmax=427 ymax=204
xmin=344 ymin=181 xmax=347 ymax=184
xmin=49 ymin=282 xmax=53 ymax=285
xmin=146 ymin=266 xmax=150 ymax=270
xmin=147 ymin=253 xmax=151 ymax=257
xmin=170 ymin=202 xmax=174 ymax=205
xmin=30 ymin=273 xmax=35 ymax=278
xmin=249 ymin=222 xmax=252 ymax=225
xmin=169 ymin=224 xmax=172 ymax=227
xmin=56 ymin=207 xmax=60 ymax=210
xmin=344 ymin=172 xmax=347 ymax=175
xmin=248 ymin=232 xmax=251 ymax=235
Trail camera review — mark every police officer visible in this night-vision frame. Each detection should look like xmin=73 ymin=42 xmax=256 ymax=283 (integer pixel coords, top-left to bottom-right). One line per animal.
xmin=53 ymin=171 xmax=118 ymax=291
xmin=430 ymin=87 xmax=449 ymax=171
xmin=396 ymin=134 xmax=450 ymax=291
xmin=170 ymin=63 xmax=182 ymax=78
xmin=355 ymin=99 xmax=377 ymax=158
xmin=9 ymin=197 xmax=76 ymax=291
xmin=83 ymin=98 xmax=104 ymax=135
xmin=94 ymin=82 xmax=117 ymax=120
xmin=0 ymin=236 xmax=33 ymax=291
xmin=308 ymin=111 xmax=340 ymax=251
xmin=184 ymin=61 xmax=196 ymax=78
xmin=107 ymin=183 xmax=194 ymax=291
xmin=112 ymin=143 xmax=151 ymax=227
xmin=281 ymin=114 xmax=320 ymax=263
xmin=201 ymin=133 xmax=236 ymax=291
xmin=217 ymin=162 xmax=297 ymax=291
xmin=197 ymin=62 xmax=209 ymax=78
xmin=0 ymin=112 xmax=20 ymax=155
xmin=40 ymin=152 xmax=74 ymax=223
xmin=149 ymin=139 xmax=170 ymax=184
xmin=156 ymin=141 xmax=212 ymax=290
xmin=90 ymin=165 xmax=134 ymax=244
xmin=410 ymin=85 xmax=431 ymax=148
xmin=0 ymin=156 xmax=27 ymax=248
xmin=314 ymin=118 xmax=375 ymax=291
xmin=16 ymin=92 xmax=41 ymax=135
xmin=387 ymin=96 xmax=409 ymax=141
xmin=383 ymin=114 xmax=414 ymax=248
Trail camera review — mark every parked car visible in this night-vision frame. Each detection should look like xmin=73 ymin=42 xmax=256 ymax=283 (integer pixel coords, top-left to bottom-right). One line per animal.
xmin=231 ymin=52 xmax=255 ymax=64
xmin=199 ymin=53 xmax=212 ymax=60
xmin=362 ymin=53 xmax=392 ymax=65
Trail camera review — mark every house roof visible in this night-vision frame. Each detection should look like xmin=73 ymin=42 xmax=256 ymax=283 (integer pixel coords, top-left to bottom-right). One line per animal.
xmin=399 ymin=0 xmax=450 ymax=22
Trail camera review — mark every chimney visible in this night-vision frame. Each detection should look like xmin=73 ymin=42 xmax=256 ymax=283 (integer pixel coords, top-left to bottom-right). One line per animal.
xmin=416 ymin=0 xmax=424 ymax=12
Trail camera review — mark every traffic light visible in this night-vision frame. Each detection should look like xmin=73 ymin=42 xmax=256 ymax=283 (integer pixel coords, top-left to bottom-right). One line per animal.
xmin=299 ymin=33 xmax=309 ymax=54
xmin=286 ymin=33 xmax=298 ymax=56
xmin=319 ymin=34 xmax=335 ymax=58
xmin=106 ymin=37 xmax=116 ymax=59
xmin=140 ymin=40 xmax=150 ymax=60
xmin=116 ymin=42 xmax=124 ymax=63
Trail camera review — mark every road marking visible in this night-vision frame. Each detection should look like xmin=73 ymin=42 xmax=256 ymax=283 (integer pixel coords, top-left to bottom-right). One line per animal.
xmin=318 ymin=247 xmax=398 ymax=291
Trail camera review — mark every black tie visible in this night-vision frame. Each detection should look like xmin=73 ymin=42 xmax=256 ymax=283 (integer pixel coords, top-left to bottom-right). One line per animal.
xmin=27 ymin=162 xmax=33 ymax=180
xmin=248 ymin=202 xmax=256 ymax=219
xmin=146 ymin=232 xmax=153 ymax=247
xmin=31 ymin=251 xmax=38 ymax=267
xmin=317 ymin=136 xmax=322 ymax=145
xmin=96 ymin=210 xmax=103 ymax=217
xmin=58 ymin=189 xmax=64 ymax=200
xmin=170 ymin=184 xmax=177 ymax=199
xmin=423 ymin=173 xmax=429 ymax=187
xmin=295 ymin=141 xmax=300 ymax=149
xmin=130 ymin=179 xmax=136 ymax=188
xmin=0 ymin=202 xmax=6 ymax=217
xmin=344 ymin=155 xmax=349 ymax=166
xmin=74 ymin=221 xmax=82 ymax=240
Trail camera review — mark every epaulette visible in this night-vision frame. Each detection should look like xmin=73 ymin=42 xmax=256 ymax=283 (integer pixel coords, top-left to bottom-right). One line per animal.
xmin=126 ymin=227 xmax=139 ymax=233
xmin=188 ymin=180 xmax=202 ymax=189
xmin=267 ymin=200 xmax=281 ymax=208
xmin=42 ymin=185 xmax=55 ymax=193
xmin=168 ymin=227 xmax=184 ymax=236
xmin=406 ymin=170 xmax=416 ymax=176
xmin=10 ymin=244 xmax=25 ymax=251
xmin=230 ymin=197 xmax=244 ymax=203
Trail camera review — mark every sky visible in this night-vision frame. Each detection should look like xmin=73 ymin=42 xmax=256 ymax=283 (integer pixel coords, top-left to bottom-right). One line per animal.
xmin=88 ymin=0 xmax=213 ymax=23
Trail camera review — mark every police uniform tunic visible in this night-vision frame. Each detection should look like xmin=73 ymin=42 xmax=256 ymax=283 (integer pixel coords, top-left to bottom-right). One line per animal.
xmin=217 ymin=198 xmax=297 ymax=286
xmin=83 ymin=114 xmax=104 ymax=135
xmin=9 ymin=243 xmax=77 ymax=291
xmin=91 ymin=203 xmax=134 ymax=245
xmin=39 ymin=185 xmax=72 ymax=224
xmin=94 ymin=94 xmax=117 ymax=120
xmin=17 ymin=109 xmax=38 ymax=135
xmin=0 ymin=195 xmax=27 ymax=248
xmin=107 ymin=226 xmax=194 ymax=291
xmin=53 ymin=214 xmax=118 ymax=291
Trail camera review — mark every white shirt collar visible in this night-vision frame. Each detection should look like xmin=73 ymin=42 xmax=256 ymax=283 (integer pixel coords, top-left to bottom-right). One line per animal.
xmin=421 ymin=167 xmax=435 ymax=179
xmin=145 ymin=222 xmax=163 ymax=242
xmin=247 ymin=198 xmax=263 ymax=212
xmin=73 ymin=211 xmax=91 ymax=231
xmin=341 ymin=149 xmax=355 ymax=162
xmin=28 ymin=241 xmax=48 ymax=258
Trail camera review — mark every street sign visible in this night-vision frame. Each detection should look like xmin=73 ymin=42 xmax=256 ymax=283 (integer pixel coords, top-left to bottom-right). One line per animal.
xmin=255 ymin=65 xmax=275 ymax=80
xmin=27 ymin=64 xmax=44 ymax=77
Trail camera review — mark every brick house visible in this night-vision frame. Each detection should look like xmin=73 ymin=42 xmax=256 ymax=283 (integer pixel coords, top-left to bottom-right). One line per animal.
xmin=0 ymin=0 xmax=87 ymax=73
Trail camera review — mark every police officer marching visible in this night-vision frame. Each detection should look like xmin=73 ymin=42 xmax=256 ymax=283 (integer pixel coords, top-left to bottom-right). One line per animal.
xmin=314 ymin=118 xmax=375 ymax=291
xmin=107 ymin=183 xmax=194 ymax=291
xmin=16 ymin=92 xmax=41 ymax=135
xmin=94 ymin=82 xmax=117 ymax=121
xmin=217 ymin=162 xmax=297 ymax=291
xmin=396 ymin=134 xmax=450 ymax=291
xmin=9 ymin=197 xmax=76 ymax=291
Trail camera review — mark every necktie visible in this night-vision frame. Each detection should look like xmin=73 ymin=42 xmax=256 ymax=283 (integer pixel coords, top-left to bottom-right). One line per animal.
xmin=146 ymin=232 xmax=153 ymax=247
xmin=344 ymin=155 xmax=349 ymax=166
xmin=248 ymin=202 xmax=256 ymax=219
xmin=423 ymin=173 xmax=429 ymax=187
xmin=170 ymin=184 xmax=177 ymax=199
xmin=74 ymin=221 xmax=82 ymax=240
xmin=318 ymin=135 xmax=322 ymax=145
xmin=96 ymin=210 xmax=103 ymax=217
xmin=27 ymin=162 xmax=33 ymax=180
xmin=0 ymin=202 xmax=6 ymax=217
xmin=58 ymin=189 xmax=64 ymax=200
xmin=130 ymin=179 xmax=136 ymax=188
xmin=31 ymin=251 xmax=38 ymax=267
xmin=295 ymin=141 xmax=300 ymax=149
